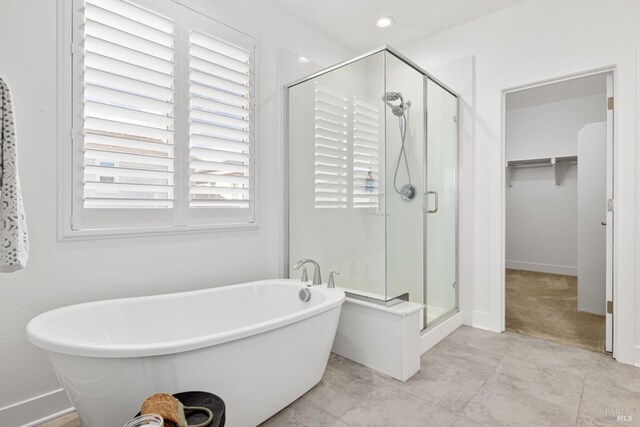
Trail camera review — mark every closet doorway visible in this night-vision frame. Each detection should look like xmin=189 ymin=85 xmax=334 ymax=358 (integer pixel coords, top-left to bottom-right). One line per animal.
xmin=504 ymin=72 xmax=614 ymax=353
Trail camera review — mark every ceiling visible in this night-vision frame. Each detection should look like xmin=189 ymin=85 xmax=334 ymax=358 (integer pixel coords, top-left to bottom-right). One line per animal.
xmin=507 ymin=74 xmax=607 ymax=111
xmin=267 ymin=0 xmax=527 ymax=52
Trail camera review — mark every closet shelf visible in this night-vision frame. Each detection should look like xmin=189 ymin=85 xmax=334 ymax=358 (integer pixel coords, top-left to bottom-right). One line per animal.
xmin=506 ymin=155 xmax=577 ymax=167
xmin=506 ymin=155 xmax=577 ymax=186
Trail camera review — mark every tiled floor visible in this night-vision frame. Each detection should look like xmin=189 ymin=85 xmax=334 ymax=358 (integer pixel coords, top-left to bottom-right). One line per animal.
xmin=506 ymin=269 xmax=606 ymax=352
xmin=42 ymin=326 xmax=640 ymax=427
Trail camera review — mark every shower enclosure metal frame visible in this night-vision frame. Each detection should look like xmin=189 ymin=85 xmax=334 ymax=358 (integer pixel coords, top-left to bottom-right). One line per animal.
xmin=283 ymin=45 xmax=460 ymax=329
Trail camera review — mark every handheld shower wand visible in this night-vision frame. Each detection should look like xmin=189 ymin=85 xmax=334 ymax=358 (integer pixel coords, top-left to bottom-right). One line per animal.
xmin=382 ymin=92 xmax=415 ymax=201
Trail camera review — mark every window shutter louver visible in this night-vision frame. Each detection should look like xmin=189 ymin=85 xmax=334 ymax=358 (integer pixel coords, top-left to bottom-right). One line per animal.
xmin=188 ymin=29 xmax=253 ymax=209
xmin=82 ymin=0 xmax=176 ymax=209
xmin=69 ymin=0 xmax=256 ymax=234
xmin=352 ymin=96 xmax=380 ymax=209
xmin=314 ymin=82 xmax=348 ymax=209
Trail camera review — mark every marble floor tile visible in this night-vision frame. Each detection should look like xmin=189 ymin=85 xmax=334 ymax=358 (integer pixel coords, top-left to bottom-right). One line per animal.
xmin=259 ymin=398 xmax=350 ymax=427
xmin=587 ymin=352 xmax=640 ymax=393
xmin=503 ymin=333 xmax=597 ymax=378
xmin=394 ymin=357 xmax=488 ymax=413
xmin=390 ymin=339 xmax=502 ymax=413
xmin=462 ymin=379 xmax=577 ymax=426
xmin=451 ymin=414 xmax=494 ymax=427
xmin=444 ymin=325 xmax=520 ymax=357
xmin=576 ymin=415 xmax=627 ymax=427
xmin=486 ymin=355 xmax=585 ymax=411
xmin=422 ymin=338 xmax=504 ymax=374
xmin=328 ymin=353 xmax=396 ymax=387
xmin=578 ymin=379 xmax=640 ymax=427
xmin=340 ymin=381 xmax=458 ymax=427
xmin=299 ymin=365 xmax=374 ymax=417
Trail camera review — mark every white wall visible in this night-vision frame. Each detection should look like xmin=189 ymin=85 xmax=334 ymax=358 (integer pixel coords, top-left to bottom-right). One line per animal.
xmin=505 ymin=91 xmax=606 ymax=276
xmin=507 ymin=93 xmax=606 ymax=160
xmin=506 ymin=165 xmax=578 ymax=275
xmin=0 ymin=0 xmax=353 ymax=424
xmin=398 ymin=0 xmax=639 ymax=364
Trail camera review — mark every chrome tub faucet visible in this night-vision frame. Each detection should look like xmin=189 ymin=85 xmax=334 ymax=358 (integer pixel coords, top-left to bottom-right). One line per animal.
xmin=293 ymin=259 xmax=322 ymax=286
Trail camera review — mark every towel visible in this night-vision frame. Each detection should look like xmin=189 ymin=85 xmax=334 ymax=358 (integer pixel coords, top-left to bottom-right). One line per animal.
xmin=0 ymin=77 xmax=28 ymax=273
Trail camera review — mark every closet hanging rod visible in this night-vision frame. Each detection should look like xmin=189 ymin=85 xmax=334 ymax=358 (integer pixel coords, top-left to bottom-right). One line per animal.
xmin=506 ymin=155 xmax=578 ymax=187
xmin=506 ymin=155 xmax=577 ymax=168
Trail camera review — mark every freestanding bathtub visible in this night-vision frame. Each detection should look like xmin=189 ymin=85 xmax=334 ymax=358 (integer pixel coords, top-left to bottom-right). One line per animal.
xmin=27 ymin=280 xmax=345 ymax=427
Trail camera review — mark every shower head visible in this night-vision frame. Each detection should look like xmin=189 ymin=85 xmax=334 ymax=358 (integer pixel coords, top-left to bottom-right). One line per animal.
xmin=383 ymin=91 xmax=411 ymax=117
xmin=383 ymin=92 xmax=403 ymax=102
xmin=384 ymin=92 xmax=415 ymax=202
xmin=391 ymin=105 xmax=405 ymax=117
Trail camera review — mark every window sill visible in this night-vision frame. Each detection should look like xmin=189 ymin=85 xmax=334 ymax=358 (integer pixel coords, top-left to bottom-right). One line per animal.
xmin=57 ymin=222 xmax=260 ymax=242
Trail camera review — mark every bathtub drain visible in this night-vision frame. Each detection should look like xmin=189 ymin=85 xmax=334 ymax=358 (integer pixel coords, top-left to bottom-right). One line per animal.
xmin=298 ymin=287 xmax=311 ymax=302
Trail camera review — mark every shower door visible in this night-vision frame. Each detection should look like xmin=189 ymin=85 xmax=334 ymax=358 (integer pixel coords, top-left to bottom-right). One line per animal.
xmin=424 ymin=77 xmax=459 ymax=327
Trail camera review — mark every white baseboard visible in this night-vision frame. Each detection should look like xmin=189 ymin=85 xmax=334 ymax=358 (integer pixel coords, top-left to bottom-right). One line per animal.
xmin=0 ymin=388 xmax=72 ymax=427
xmin=506 ymin=260 xmax=577 ymax=276
xmin=420 ymin=311 xmax=463 ymax=354
xmin=471 ymin=309 xmax=492 ymax=330
xmin=634 ymin=345 xmax=640 ymax=368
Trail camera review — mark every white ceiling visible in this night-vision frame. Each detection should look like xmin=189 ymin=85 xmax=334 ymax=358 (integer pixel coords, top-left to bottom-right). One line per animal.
xmin=267 ymin=0 xmax=527 ymax=52
xmin=507 ymin=74 xmax=607 ymax=111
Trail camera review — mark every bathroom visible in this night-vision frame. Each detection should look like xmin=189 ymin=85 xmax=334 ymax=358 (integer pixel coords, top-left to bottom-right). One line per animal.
xmin=2 ymin=0 xmax=640 ymax=426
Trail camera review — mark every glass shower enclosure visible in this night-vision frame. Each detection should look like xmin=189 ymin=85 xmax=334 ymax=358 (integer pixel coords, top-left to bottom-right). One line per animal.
xmin=286 ymin=46 xmax=458 ymax=328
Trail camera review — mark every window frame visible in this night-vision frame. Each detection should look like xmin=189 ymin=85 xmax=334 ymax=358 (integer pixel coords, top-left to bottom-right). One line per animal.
xmin=57 ymin=0 xmax=259 ymax=240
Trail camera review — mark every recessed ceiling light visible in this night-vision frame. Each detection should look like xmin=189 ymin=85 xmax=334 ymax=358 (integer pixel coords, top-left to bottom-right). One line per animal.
xmin=298 ymin=56 xmax=310 ymax=63
xmin=376 ymin=16 xmax=395 ymax=28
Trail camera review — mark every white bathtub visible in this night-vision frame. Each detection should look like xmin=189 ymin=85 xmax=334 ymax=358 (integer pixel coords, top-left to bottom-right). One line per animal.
xmin=27 ymin=280 xmax=345 ymax=427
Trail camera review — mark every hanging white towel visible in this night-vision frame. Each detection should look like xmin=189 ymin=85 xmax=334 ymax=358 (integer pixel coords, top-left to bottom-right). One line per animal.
xmin=0 ymin=77 xmax=28 ymax=272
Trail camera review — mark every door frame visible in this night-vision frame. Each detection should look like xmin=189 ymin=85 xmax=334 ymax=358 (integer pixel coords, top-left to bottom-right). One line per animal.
xmin=500 ymin=66 xmax=616 ymax=354
xmin=604 ymin=73 xmax=614 ymax=352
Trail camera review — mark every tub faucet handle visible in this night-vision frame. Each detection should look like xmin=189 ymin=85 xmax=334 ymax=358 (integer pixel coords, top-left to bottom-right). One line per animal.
xmin=301 ymin=267 xmax=308 ymax=283
xmin=327 ymin=271 xmax=339 ymax=289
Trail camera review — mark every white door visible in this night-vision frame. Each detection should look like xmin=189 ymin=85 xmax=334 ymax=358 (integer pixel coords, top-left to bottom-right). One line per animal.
xmin=605 ymin=73 xmax=614 ymax=353
xmin=577 ymin=123 xmax=606 ymax=315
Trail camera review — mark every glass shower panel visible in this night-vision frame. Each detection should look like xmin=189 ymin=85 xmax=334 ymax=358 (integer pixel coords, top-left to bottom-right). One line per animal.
xmin=425 ymin=78 xmax=458 ymax=325
xmin=384 ymin=53 xmax=425 ymax=305
xmin=287 ymin=48 xmax=459 ymax=323
xmin=288 ymin=52 xmax=387 ymax=299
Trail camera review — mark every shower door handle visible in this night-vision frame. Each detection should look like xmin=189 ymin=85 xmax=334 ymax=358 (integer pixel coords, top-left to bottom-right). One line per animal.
xmin=425 ymin=191 xmax=438 ymax=213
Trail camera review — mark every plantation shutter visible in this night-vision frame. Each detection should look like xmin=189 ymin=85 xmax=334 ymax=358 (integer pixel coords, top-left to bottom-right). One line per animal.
xmin=352 ymin=96 xmax=380 ymax=209
xmin=188 ymin=30 xmax=252 ymax=209
xmin=71 ymin=0 xmax=256 ymax=232
xmin=185 ymin=11 xmax=255 ymax=225
xmin=314 ymin=81 xmax=348 ymax=209
xmin=81 ymin=0 xmax=176 ymax=211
